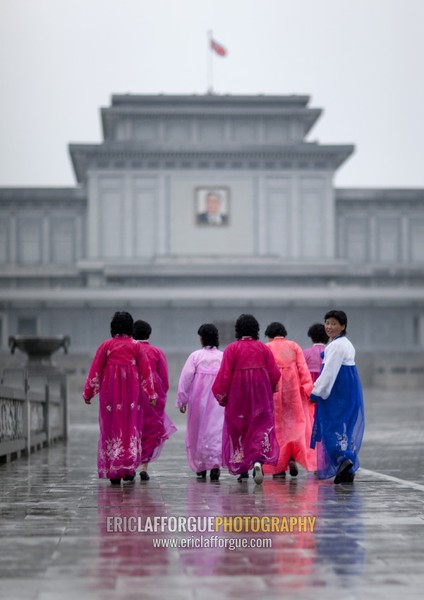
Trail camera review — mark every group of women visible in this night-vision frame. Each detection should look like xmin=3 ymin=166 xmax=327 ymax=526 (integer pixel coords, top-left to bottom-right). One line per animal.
xmin=83 ymin=310 xmax=365 ymax=486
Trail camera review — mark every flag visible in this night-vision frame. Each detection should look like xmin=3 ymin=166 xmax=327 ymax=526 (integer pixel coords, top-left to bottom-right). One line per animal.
xmin=210 ymin=38 xmax=227 ymax=57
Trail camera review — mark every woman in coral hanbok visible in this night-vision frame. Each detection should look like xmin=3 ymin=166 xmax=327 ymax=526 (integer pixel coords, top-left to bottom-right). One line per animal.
xmin=83 ymin=311 xmax=157 ymax=485
xmin=263 ymin=322 xmax=316 ymax=479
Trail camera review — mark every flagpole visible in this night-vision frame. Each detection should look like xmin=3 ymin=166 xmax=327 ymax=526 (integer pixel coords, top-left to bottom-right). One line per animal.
xmin=207 ymin=29 xmax=213 ymax=94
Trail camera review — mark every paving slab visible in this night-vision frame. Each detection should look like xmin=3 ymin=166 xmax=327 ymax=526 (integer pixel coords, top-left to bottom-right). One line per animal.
xmin=0 ymin=388 xmax=423 ymax=599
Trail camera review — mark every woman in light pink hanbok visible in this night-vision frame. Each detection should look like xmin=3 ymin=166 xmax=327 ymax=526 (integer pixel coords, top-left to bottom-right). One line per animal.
xmin=212 ymin=314 xmax=280 ymax=485
xmin=83 ymin=312 xmax=157 ymax=485
xmin=303 ymin=323 xmax=329 ymax=383
xmin=262 ymin=322 xmax=316 ymax=479
xmin=133 ymin=320 xmax=177 ymax=481
xmin=176 ymin=324 xmax=224 ymax=481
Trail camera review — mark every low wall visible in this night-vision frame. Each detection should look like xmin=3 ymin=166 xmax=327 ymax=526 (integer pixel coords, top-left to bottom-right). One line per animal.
xmin=53 ymin=350 xmax=424 ymax=391
xmin=1 ymin=348 xmax=423 ymax=396
xmin=61 ymin=350 xmax=423 ymax=391
xmin=355 ymin=352 xmax=424 ymax=390
xmin=0 ymin=369 xmax=68 ymax=463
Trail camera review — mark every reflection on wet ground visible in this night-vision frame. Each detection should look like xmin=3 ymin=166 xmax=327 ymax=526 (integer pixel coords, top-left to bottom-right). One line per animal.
xmin=0 ymin=388 xmax=423 ymax=599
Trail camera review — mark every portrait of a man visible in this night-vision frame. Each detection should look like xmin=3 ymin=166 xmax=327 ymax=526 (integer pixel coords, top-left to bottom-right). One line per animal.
xmin=196 ymin=188 xmax=229 ymax=226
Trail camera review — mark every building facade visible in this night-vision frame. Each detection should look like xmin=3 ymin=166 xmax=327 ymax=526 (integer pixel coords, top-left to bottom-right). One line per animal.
xmin=1 ymin=94 xmax=424 ymax=382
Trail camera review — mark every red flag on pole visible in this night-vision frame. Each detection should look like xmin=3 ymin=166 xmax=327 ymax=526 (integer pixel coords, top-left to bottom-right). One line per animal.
xmin=210 ymin=38 xmax=227 ymax=57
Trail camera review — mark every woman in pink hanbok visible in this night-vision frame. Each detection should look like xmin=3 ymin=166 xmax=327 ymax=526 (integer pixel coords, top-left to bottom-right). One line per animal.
xmin=303 ymin=323 xmax=329 ymax=383
xmin=262 ymin=322 xmax=316 ymax=479
xmin=83 ymin=312 xmax=157 ymax=485
xmin=133 ymin=320 xmax=177 ymax=481
xmin=212 ymin=314 xmax=280 ymax=485
xmin=176 ymin=324 xmax=224 ymax=481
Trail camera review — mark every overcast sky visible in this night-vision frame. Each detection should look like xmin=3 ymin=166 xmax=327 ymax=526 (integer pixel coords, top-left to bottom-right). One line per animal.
xmin=0 ymin=0 xmax=423 ymax=188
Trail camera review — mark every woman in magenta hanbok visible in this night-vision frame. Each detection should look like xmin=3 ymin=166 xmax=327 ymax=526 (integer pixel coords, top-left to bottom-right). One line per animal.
xmin=212 ymin=314 xmax=280 ymax=485
xmin=176 ymin=324 xmax=224 ymax=481
xmin=133 ymin=320 xmax=177 ymax=481
xmin=262 ymin=322 xmax=316 ymax=479
xmin=83 ymin=311 xmax=157 ymax=485
xmin=303 ymin=323 xmax=329 ymax=383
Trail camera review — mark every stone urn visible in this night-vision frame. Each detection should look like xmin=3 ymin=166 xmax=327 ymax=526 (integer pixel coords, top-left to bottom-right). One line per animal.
xmin=9 ymin=335 xmax=70 ymax=368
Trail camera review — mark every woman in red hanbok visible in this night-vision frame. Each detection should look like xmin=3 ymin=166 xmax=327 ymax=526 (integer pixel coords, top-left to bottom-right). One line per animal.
xmin=212 ymin=314 xmax=280 ymax=485
xmin=262 ymin=322 xmax=316 ymax=479
xmin=83 ymin=312 xmax=157 ymax=485
xmin=133 ymin=320 xmax=177 ymax=481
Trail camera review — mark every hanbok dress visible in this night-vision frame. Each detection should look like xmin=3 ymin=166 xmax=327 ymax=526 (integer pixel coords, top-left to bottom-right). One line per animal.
xmin=310 ymin=335 xmax=365 ymax=479
xmin=83 ymin=335 xmax=157 ymax=479
xmin=212 ymin=338 xmax=280 ymax=475
xmin=303 ymin=343 xmax=327 ymax=383
xmin=263 ymin=338 xmax=316 ymax=475
xmin=138 ymin=341 xmax=177 ymax=464
xmin=176 ymin=346 xmax=224 ymax=473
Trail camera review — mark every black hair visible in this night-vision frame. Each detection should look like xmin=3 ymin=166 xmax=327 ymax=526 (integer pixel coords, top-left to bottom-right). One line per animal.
xmin=235 ymin=314 xmax=260 ymax=340
xmin=265 ymin=322 xmax=287 ymax=339
xmin=133 ymin=320 xmax=152 ymax=341
xmin=324 ymin=309 xmax=348 ymax=335
xmin=110 ymin=311 xmax=133 ymax=337
xmin=197 ymin=323 xmax=219 ymax=348
xmin=307 ymin=323 xmax=329 ymax=344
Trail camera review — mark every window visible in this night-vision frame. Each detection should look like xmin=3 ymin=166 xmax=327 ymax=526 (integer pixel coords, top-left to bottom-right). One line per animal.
xmin=214 ymin=321 xmax=235 ymax=347
xmin=17 ymin=219 xmax=41 ymax=264
xmin=17 ymin=318 xmax=38 ymax=336
xmin=0 ymin=314 xmax=7 ymax=349
xmin=414 ymin=315 xmax=424 ymax=347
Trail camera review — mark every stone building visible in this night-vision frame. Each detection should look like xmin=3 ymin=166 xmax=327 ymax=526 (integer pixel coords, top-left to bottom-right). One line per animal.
xmin=1 ymin=94 xmax=423 ymax=384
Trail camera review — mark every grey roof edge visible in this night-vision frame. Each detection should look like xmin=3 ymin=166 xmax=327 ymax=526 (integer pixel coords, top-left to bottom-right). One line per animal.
xmin=2 ymin=285 xmax=424 ymax=306
xmin=336 ymin=187 xmax=424 ymax=200
xmin=68 ymin=143 xmax=354 ymax=183
xmin=0 ymin=187 xmax=86 ymax=201
xmin=101 ymin=107 xmax=320 ymax=117
xmin=68 ymin=142 xmax=354 ymax=158
xmin=110 ymin=93 xmax=311 ymax=106
xmin=100 ymin=106 xmax=322 ymax=140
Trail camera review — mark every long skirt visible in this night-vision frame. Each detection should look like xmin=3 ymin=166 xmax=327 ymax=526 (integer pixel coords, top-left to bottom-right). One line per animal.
xmin=97 ymin=364 xmax=143 ymax=479
xmin=140 ymin=376 xmax=177 ymax=463
xmin=222 ymin=369 xmax=279 ymax=474
xmin=311 ymin=365 xmax=365 ymax=479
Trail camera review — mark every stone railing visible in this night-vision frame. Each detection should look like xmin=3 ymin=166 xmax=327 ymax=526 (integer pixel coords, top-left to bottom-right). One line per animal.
xmin=0 ymin=369 xmax=68 ymax=463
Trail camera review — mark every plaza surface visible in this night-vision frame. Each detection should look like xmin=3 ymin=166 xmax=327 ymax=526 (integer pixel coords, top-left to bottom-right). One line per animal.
xmin=0 ymin=385 xmax=423 ymax=600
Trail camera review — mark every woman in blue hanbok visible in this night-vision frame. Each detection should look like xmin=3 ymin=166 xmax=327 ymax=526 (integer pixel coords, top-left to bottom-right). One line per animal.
xmin=310 ymin=310 xmax=365 ymax=483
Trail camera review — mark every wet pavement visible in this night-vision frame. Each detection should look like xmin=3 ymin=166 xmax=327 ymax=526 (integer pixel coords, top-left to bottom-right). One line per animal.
xmin=1 ymin=387 xmax=424 ymax=600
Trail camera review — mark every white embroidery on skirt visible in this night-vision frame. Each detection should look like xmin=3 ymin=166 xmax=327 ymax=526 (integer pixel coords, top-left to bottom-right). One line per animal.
xmin=261 ymin=431 xmax=271 ymax=454
xmin=232 ymin=439 xmax=244 ymax=464
xmin=105 ymin=437 xmax=124 ymax=460
xmin=335 ymin=423 xmax=348 ymax=451
xmin=129 ymin=434 xmax=142 ymax=459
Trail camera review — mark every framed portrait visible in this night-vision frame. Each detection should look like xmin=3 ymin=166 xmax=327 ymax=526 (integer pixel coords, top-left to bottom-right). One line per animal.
xmin=195 ymin=187 xmax=230 ymax=226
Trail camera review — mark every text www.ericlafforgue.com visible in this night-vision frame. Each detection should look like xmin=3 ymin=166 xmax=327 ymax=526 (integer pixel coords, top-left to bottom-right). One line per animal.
xmin=152 ymin=535 xmax=272 ymax=550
